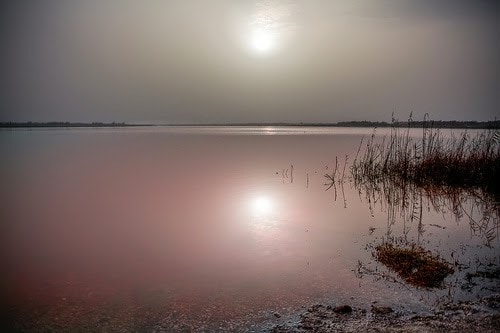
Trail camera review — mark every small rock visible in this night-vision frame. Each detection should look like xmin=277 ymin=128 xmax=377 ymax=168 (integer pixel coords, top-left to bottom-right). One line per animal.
xmin=334 ymin=305 xmax=353 ymax=314
xmin=371 ymin=306 xmax=393 ymax=314
xmin=298 ymin=323 xmax=313 ymax=330
xmin=308 ymin=304 xmax=324 ymax=312
xmin=273 ymin=312 xmax=281 ymax=318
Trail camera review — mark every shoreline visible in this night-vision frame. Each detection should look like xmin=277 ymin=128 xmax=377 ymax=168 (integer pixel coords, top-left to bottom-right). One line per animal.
xmin=268 ymin=294 xmax=500 ymax=332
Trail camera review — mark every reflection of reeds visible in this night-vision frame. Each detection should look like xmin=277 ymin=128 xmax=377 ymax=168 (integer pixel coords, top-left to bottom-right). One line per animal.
xmin=352 ymin=114 xmax=500 ymax=195
xmin=324 ymin=156 xmax=349 ymax=207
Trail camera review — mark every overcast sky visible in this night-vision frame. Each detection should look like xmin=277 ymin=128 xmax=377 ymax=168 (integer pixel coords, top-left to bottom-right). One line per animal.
xmin=0 ymin=0 xmax=498 ymax=123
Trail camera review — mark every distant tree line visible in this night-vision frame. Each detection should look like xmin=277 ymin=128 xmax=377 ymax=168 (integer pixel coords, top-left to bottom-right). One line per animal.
xmin=1 ymin=120 xmax=499 ymax=129
xmin=0 ymin=121 xmax=143 ymax=128
xmin=335 ymin=120 xmax=500 ymax=129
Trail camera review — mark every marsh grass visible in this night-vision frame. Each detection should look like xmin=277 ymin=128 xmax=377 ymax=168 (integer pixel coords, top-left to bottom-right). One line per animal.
xmin=374 ymin=243 xmax=454 ymax=288
xmin=345 ymin=115 xmax=500 ymax=293
xmin=348 ymin=115 xmax=500 ymax=246
xmin=352 ymin=115 xmax=500 ymax=196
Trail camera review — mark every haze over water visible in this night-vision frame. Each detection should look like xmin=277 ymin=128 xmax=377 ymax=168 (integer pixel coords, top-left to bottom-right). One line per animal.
xmin=1 ymin=127 xmax=497 ymax=331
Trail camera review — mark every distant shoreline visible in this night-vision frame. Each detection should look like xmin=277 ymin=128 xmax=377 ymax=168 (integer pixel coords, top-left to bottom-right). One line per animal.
xmin=1 ymin=120 xmax=499 ymax=129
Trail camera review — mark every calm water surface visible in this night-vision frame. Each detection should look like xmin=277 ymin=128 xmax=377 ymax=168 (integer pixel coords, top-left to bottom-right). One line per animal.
xmin=0 ymin=127 xmax=498 ymax=331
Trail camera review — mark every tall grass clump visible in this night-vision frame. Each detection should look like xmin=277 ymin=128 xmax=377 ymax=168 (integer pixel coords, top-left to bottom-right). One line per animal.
xmin=352 ymin=115 xmax=500 ymax=197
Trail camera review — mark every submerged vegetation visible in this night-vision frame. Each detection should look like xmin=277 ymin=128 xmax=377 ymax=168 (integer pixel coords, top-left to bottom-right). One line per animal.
xmin=374 ymin=243 xmax=454 ymax=289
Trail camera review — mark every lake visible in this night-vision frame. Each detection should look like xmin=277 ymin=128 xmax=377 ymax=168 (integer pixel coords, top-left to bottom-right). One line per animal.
xmin=1 ymin=126 xmax=498 ymax=331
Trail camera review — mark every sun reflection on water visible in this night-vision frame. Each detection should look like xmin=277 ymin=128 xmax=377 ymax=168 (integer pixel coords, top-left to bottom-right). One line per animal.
xmin=248 ymin=195 xmax=283 ymax=240
xmin=252 ymin=196 xmax=273 ymax=216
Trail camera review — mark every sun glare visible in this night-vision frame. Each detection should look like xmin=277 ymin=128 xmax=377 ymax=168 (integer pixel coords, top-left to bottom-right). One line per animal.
xmin=250 ymin=30 xmax=275 ymax=54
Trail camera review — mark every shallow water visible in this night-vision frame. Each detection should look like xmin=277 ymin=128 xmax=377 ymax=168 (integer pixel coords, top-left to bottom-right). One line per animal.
xmin=0 ymin=126 xmax=498 ymax=331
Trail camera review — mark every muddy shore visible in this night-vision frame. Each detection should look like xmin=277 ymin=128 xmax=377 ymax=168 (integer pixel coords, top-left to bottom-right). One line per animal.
xmin=5 ymin=294 xmax=500 ymax=332
xmin=269 ymin=294 xmax=500 ymax=332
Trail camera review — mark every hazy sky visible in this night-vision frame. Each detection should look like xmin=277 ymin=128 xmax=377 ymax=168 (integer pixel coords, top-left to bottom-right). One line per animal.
xmin=1 ymin=0 xmax=498 ymax=123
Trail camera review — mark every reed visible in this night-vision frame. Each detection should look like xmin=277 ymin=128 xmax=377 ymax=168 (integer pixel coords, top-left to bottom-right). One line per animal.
xmin=352 ymin=115 xmax=500 ymax=196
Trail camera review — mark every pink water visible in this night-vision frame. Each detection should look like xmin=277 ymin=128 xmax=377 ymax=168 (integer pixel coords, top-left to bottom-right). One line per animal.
xmin=0 ymin=127 xmax=497 ymax=331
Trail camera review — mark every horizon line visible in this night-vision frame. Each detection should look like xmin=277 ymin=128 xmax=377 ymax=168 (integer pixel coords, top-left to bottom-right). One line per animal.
xmin=1 ymin=120 xmax=499 ymax=129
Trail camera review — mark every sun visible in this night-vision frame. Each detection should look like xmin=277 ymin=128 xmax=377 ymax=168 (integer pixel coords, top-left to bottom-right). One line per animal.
xmin=250 ymin=30 xmax=275 ymax=54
